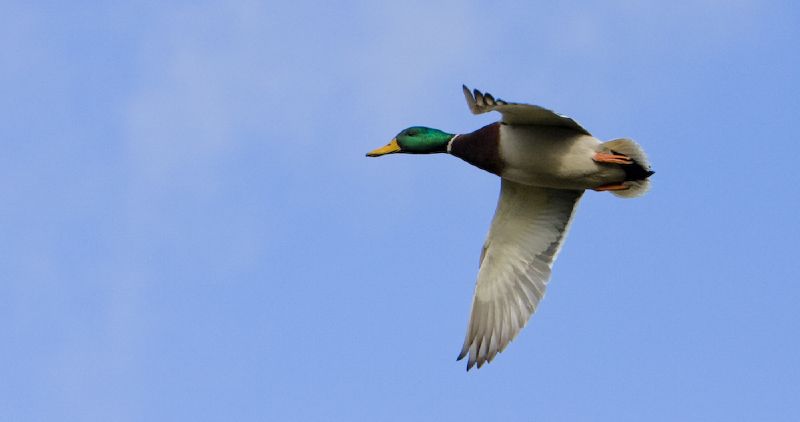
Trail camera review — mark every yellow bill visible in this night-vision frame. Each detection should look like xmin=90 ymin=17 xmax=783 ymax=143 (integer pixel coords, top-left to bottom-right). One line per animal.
xmin=366 ymin=138 xmax=401 ymax=157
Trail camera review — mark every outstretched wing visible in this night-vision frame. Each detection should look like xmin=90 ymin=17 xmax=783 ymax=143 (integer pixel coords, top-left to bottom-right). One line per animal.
xmin=462 ymin=85 xmax=591 ymax=136
xmin=458 ymin=179 xmax=583 ymax=370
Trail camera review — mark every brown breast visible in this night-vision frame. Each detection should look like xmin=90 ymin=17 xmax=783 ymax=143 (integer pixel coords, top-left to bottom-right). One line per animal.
xmin=449 ymin=122 xmax=504 ymax=176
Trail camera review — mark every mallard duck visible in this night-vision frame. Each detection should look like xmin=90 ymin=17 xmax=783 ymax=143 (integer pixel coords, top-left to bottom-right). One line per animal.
xmin=367 ymin=86 xmax=654 ymax=370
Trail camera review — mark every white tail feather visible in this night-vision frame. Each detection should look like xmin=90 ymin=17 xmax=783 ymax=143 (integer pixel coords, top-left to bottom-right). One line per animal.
xmin=611 ymin=179 xmax=650 ymax=198
xmin=601 ymin=138 xmax=653 ymax=198
xmin=601 ymin=138 xmax=650 ymax=168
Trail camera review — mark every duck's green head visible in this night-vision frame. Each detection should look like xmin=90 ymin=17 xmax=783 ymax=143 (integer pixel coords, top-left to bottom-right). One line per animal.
xmin=366 ymin=127 xmax=454 ymax=157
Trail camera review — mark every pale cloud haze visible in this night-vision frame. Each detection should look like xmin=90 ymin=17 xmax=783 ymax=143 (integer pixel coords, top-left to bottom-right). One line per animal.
xmin=2 ymin=1 xmax=799 ymax=421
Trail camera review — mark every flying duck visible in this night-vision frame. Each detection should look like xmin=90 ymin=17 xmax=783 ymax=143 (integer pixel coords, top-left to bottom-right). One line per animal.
xmin=367 ymin=86 xmax=654 ymax=370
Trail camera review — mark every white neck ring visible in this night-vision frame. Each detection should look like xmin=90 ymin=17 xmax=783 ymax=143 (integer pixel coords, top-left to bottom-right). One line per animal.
xmin=446 ymin=134 xmax=460 ymax=154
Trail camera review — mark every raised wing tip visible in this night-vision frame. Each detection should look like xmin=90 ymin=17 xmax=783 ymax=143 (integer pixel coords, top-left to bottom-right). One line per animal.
xmin=462 ymin=84 xmax=479 ymax=114
xmin=461 ymin=85 xmax=508 ymax=115
xmin=462 ymin=85 xmax=474 ymax=100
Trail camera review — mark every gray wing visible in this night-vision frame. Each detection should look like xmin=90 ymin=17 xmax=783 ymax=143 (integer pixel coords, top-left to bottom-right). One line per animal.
xmin=458 ymin=179 xmax=583 ymax=370
xmin=462 ymin=85 xmax=591 ymax=136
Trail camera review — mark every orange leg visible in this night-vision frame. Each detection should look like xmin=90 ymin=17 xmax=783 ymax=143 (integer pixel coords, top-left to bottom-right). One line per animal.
xmin=593 ymin=152 xmax=633 ymax=165
xmin=593 ymin=183 xmax=629 ymax=192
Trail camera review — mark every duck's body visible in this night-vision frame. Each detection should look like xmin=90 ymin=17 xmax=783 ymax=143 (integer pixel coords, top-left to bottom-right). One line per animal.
xmin=367 ymin=86 xmax=654 ymax=370
xmin=451 ymin=122 xmax=625 ymax=190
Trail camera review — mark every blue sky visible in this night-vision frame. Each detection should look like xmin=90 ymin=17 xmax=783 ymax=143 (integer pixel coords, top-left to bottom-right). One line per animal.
xmin=2 ymin=1 xmax=799 ymax=420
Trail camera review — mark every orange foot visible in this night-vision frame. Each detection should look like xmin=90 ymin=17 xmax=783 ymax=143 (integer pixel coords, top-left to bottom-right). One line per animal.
xmin=593 ymin=152 xmax=633 ymax=165
xmin=593 ymin=183 xmax=629 ymax=192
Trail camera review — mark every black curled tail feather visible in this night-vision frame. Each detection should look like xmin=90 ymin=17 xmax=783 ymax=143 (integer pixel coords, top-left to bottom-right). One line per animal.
xmin=621 ymin=160 xmax=655 ymax=182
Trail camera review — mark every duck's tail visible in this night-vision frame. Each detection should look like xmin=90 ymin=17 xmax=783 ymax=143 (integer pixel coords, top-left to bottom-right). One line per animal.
xmin=600 ymin=138 xmax=654 ymax=198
